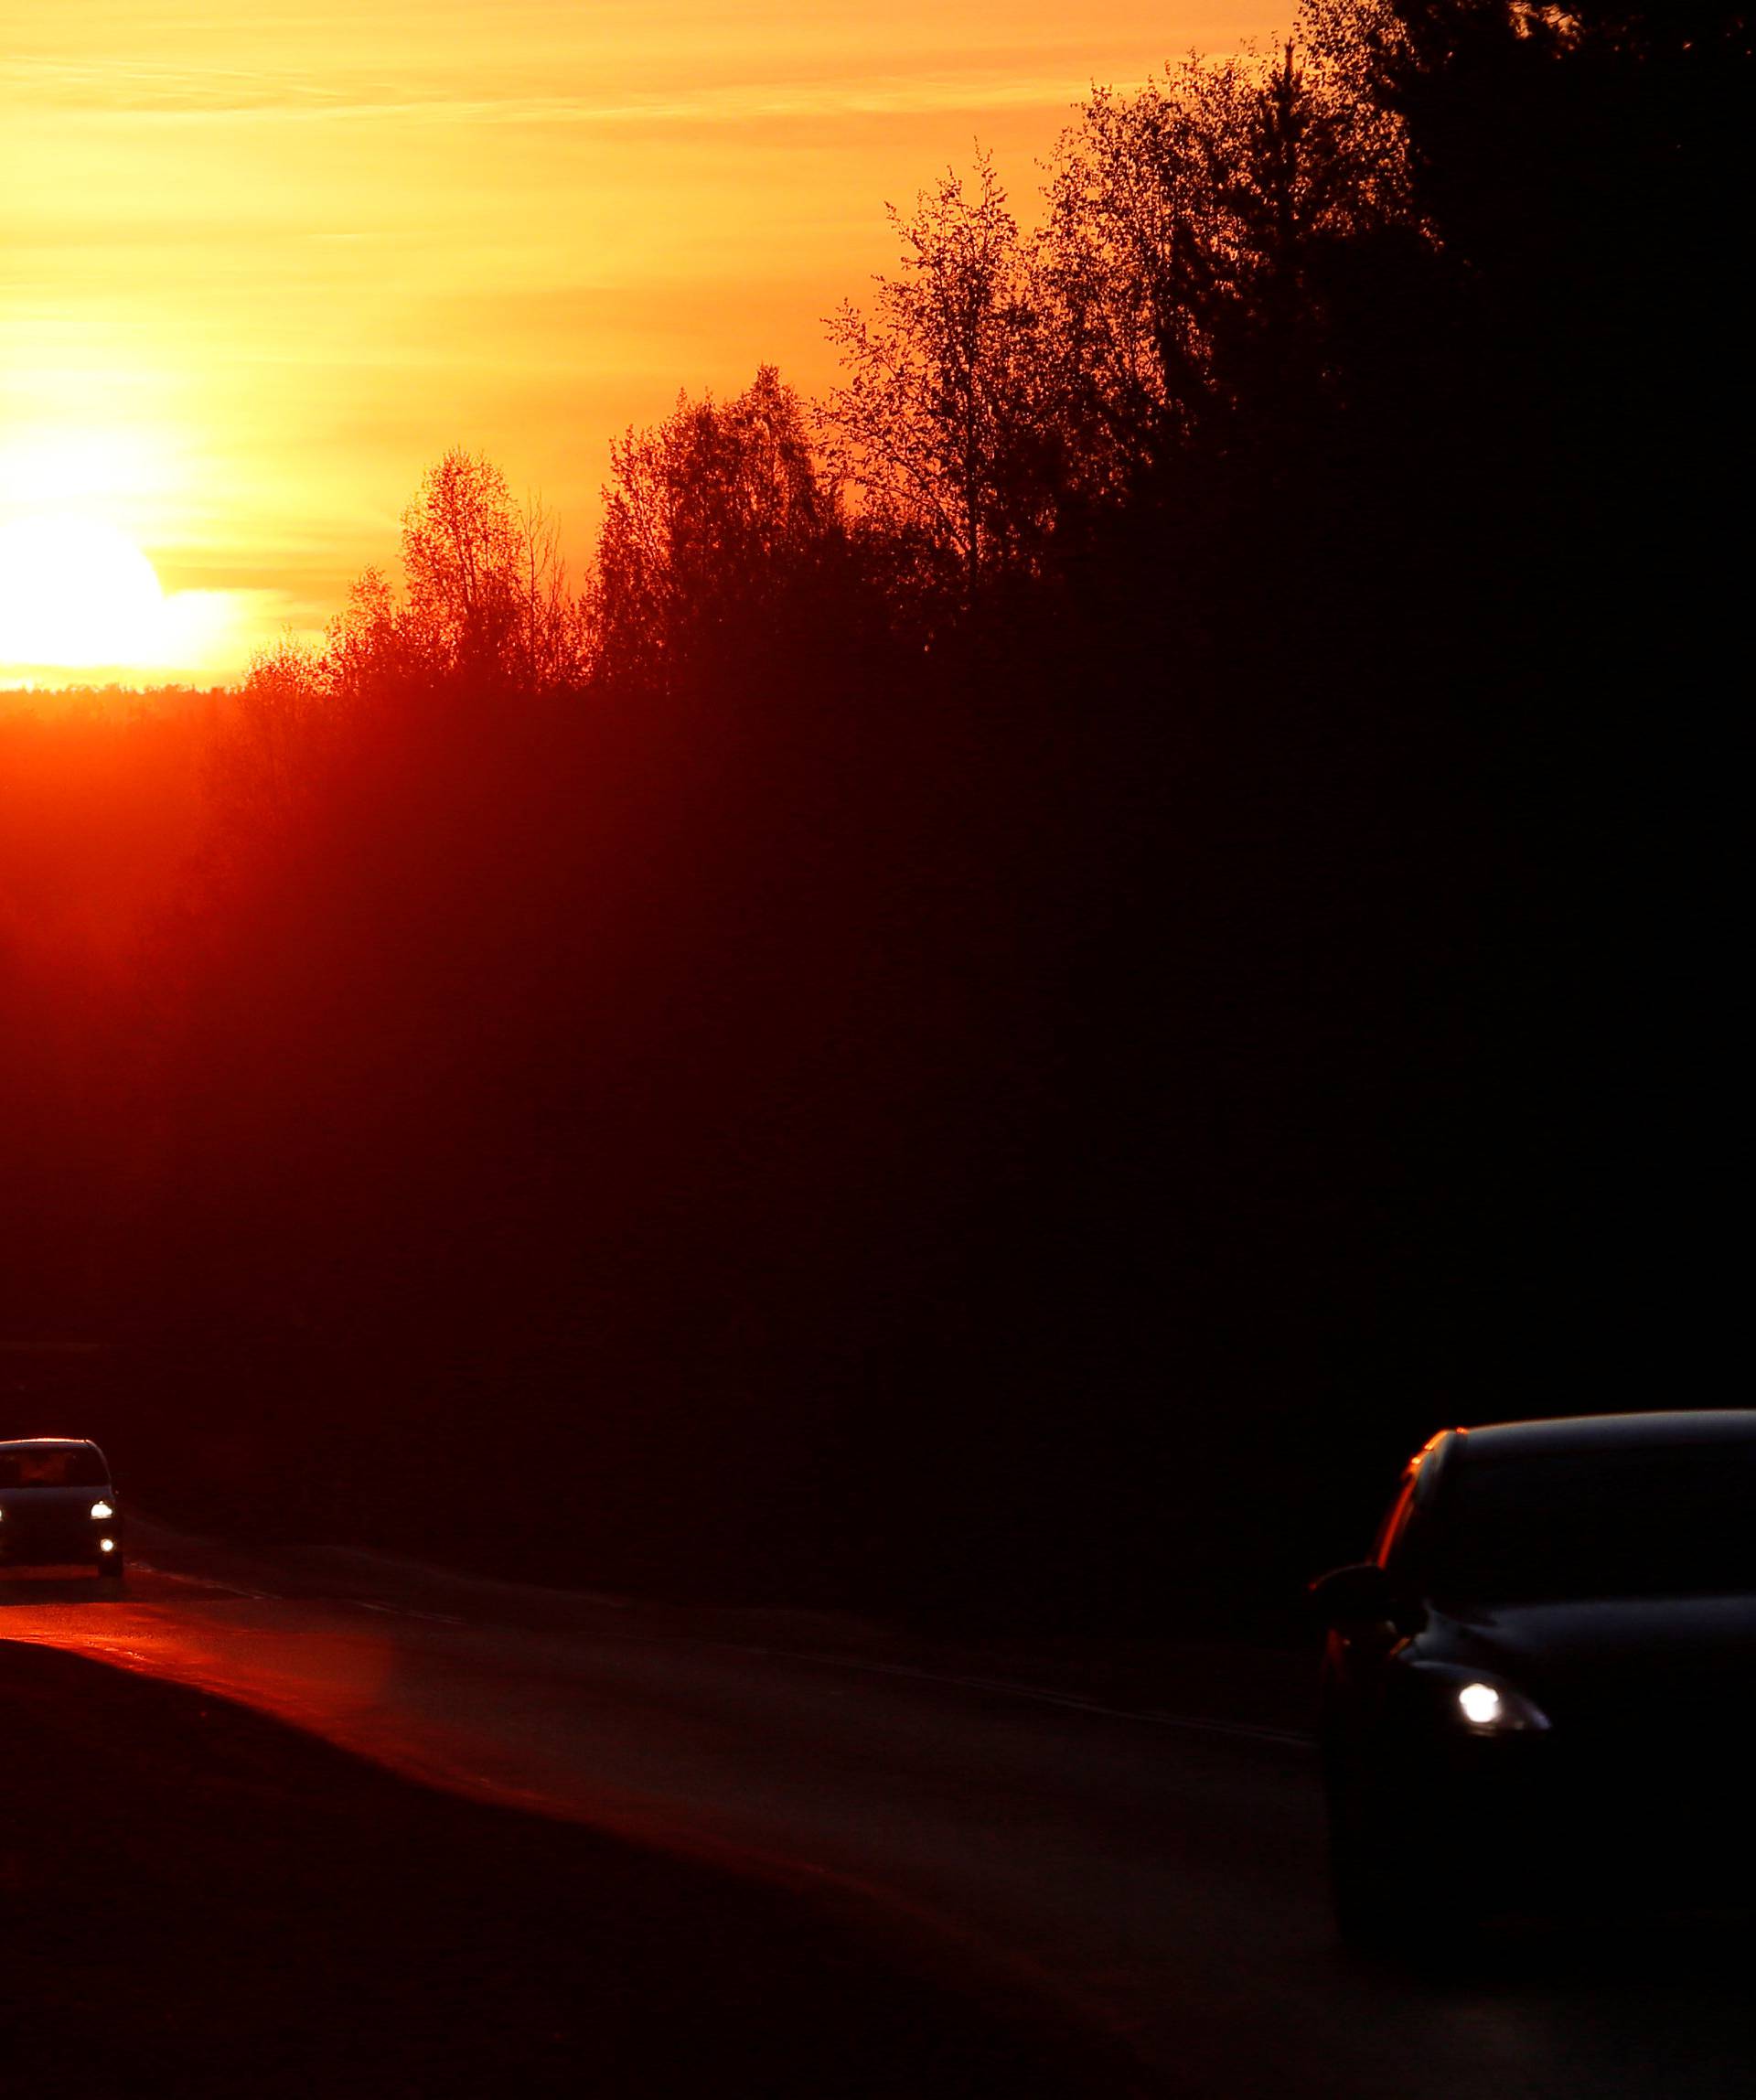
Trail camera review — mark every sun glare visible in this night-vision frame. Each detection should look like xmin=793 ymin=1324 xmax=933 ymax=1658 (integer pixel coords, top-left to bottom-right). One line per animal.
xmin=0 ymin=514 xmax=166 ymax=672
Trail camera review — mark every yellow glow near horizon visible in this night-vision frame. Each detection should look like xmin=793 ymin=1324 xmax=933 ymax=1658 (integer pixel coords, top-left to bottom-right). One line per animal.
xmin=0 ymin=429 xmax=249 ymax=684
xmin=0 ymin=506 xmax=245 ymax=687
xmin=4 ymin=3 xmax=1277 ymax=683
xmin=0 ymin=516 xmax=166 ymax=670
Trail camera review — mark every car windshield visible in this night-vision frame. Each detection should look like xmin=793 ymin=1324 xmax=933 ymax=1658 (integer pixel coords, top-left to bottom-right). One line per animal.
xmin=0 ymin=1446 xmax=108 ymax=1488
xmin=1430 ymin=1441 xmax=1756 ymax=1605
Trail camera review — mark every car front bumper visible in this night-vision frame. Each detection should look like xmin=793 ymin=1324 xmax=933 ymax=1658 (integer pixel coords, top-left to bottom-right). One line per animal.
xmin=0 ymin=1524 xmax=123 ymax=1567
xmin=1420 ymin=1730 xmax=1756 ymax=1915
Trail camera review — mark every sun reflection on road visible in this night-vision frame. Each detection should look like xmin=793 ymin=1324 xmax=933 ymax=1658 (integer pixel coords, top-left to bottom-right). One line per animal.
xmin=0 ymin=1572 xmax=398 ymax=1747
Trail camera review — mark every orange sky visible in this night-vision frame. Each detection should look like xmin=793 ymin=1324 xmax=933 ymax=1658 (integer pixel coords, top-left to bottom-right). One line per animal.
xmin=2 ymin=4 xmax=1276 ymax=684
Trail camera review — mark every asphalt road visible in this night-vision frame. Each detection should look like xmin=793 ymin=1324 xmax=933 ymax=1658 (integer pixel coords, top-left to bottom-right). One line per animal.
xmin=5 ymin=1528 xmax=1751 ymax=2097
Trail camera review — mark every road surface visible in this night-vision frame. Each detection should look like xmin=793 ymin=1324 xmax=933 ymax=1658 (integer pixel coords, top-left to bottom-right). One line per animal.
xmin=4 ymin=1527 xmax=1750 ymax=2096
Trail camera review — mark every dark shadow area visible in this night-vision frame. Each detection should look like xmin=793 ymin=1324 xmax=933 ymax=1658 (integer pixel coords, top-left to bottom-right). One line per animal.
xmin=0 ymin=1640 xmax=1151 ymax=2098
xmin=1395 ymin=1912 xmax=1756 ymax=1992
xmin=1322 ymin=1912 xmax=1756 ymax=2100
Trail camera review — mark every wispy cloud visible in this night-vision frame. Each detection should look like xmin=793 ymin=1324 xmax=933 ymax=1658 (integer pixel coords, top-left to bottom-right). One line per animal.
xmin=5 ymin=59 xmax=1112 ymax=128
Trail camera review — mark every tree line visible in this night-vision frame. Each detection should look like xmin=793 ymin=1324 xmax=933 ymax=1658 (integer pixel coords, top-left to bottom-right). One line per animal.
xmin=3 ymin=3 xmax=1743 ymax=1622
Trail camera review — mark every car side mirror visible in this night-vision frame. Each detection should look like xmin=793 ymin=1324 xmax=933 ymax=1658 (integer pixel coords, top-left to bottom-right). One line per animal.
xmin=1308 ymin=1561 xmax=1397 ymax=1628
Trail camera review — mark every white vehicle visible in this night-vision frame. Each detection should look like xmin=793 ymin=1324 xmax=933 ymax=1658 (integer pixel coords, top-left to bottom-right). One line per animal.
xmin=0 ymin=1437 xmax=124 ymax=1579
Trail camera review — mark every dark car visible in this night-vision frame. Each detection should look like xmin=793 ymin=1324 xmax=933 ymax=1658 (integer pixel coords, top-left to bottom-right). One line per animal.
xmin=1311 ymin=1409 xmax=1756 ymax=1945
xmin=0 ymin=1438 xmax=125 ymax=1580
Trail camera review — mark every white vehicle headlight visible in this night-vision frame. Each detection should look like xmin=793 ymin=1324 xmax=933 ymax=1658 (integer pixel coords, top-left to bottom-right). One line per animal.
xmin=91 ymin=1500 xmax=114 ymax=1520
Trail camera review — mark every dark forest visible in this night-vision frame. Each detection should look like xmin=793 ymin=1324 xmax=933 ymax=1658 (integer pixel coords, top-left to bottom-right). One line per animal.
xmin=2 ymin=2 xmax=1743 ymax=1630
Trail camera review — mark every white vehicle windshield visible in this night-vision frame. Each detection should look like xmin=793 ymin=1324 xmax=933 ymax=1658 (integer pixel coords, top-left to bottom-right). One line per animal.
xmin=1431 ymin=1444 xmax=1755 ymax=1605
xmin=0 ymin=1446 xmax=109 ymax=1489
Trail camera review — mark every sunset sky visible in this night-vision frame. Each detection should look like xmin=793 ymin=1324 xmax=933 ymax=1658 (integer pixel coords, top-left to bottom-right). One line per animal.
xmin=3 ymin=3 xmax=1274 ymax=684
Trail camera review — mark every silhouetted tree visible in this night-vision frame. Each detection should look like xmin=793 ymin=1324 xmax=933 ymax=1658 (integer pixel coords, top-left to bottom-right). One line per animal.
xmin=822 ymin=155 xmax=1066 ymax=605
xmin=401 ymin=448 xmax=524 ymax=677
xmin=398 ymin=448 xmax=584 ymax=691
xmin=592 ymin=368 xmax=839 ymax=689
xmin=319 ymin=565 xmax=414 ymax=710
xmin=1040 ymin=24 xmax=1409 ymax=493
xmin=512 ymin=495 xmax=588 ymax=692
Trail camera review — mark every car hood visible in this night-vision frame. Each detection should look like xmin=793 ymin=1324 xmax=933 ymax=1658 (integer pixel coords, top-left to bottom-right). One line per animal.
xmin=0 ymin=1484 xmax=108 ymax=1517
xmin=1409 ymin=1593 xmax=1756 ymax=1723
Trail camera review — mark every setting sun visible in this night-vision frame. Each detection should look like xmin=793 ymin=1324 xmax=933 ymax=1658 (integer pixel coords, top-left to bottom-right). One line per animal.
xmin=0 ymin=514 xmax=165 ymax=673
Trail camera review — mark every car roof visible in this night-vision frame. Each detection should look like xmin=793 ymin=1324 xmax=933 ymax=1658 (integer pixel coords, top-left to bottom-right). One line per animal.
xmin=1454 ymin=1410 xmax=1756 ymax=1459
xmin=0 ymin=1436 xmax=103 ymax=1452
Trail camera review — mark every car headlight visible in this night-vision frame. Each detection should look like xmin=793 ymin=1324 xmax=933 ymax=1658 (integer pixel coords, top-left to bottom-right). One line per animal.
xmin=91 ymin=1500 xmax=113 ymax=1520
xmin=1412 ymin=1663 xmax=1551 ymax=1735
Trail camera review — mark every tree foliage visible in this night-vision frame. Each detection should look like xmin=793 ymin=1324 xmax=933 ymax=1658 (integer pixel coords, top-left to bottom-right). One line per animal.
xmin=822 ymin=32 xmax=1412 ymax=591
xmin=395 ymin=449 xmax=584 ymax=692
xmin=593 ymin=368 xmax=839 ymax=688
xmin=822 ymin=155 xmax=1065 ymax=604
